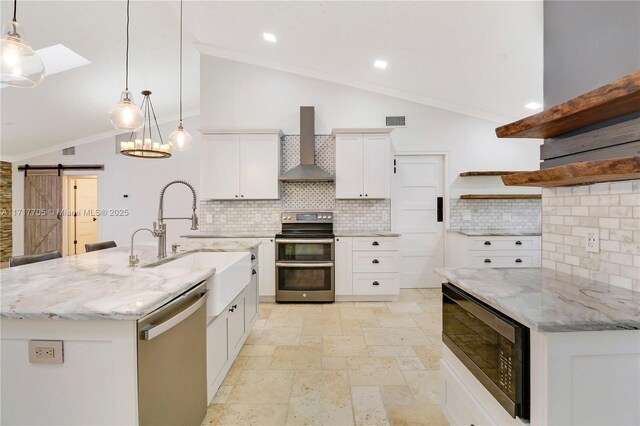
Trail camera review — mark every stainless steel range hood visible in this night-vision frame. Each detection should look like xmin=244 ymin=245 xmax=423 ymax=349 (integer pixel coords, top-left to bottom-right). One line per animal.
xmin=279 ymin=106 xmax=334 ymax=182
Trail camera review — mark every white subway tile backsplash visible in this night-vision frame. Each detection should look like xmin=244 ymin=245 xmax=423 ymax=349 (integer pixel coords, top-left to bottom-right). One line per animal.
xmin=449 ymin=199 xmax=541 ymax=232
xmin=542 ymin=179 xmax=640 ymax=292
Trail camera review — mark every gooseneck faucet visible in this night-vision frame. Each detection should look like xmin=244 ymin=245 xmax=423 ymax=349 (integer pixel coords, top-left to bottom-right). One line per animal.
xmin=129 ymin=228 xmax=159 ymax=267
xmin=156 ymin=180 xmax=198 ymax=259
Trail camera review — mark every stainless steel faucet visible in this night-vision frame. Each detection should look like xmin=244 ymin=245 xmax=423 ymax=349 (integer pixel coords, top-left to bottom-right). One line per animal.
xmin=156 ymin=180 xmax=198 ymax=259
xmin=129 ymin=228 xmax=159 ymax=267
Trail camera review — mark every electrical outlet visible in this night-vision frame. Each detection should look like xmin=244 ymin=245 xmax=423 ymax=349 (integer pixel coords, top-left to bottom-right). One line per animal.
xmin=220 ymin=214 xmax=226 ymax=223
xmin=29 ymin=340 xmax=64 ymax=364
xmin=206 ymin=214 xmax=213 ymax=224
xmin=586 ymin=229 xmax=600 ymax=253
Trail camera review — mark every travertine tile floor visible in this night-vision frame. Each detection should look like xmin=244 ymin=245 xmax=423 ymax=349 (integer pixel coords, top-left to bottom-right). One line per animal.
xmin=202 ymin=289 xmax=447 ymax=426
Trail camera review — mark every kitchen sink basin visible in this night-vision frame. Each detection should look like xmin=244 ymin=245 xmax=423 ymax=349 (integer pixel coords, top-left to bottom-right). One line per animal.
xmin=149 ymin=251 xmax=252 ymax=317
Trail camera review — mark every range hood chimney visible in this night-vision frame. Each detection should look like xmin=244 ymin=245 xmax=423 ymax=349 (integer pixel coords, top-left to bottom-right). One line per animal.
xmin=279 ymin=106 xmax=334 ymax=182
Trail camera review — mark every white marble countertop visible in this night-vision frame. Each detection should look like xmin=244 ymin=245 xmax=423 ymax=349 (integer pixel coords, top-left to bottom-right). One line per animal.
xmin=436 ymin=267 xmax=640 ymax=333
xmin=448 ymin=229 xmax=542 ymax=236
xmin=334 ymin=231 xmax=400 ymax=237
xmin=0 ymin=240 xmax=259 ymax=321
xmin=181 ymin=232 xmax=276 ymax=238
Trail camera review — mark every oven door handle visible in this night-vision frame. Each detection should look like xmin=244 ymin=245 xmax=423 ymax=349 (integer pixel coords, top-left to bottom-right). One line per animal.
xmin=276 ymin=239 xmax=335 ymax=244
xmin=276 ymin=262 xmax=335 ymax=268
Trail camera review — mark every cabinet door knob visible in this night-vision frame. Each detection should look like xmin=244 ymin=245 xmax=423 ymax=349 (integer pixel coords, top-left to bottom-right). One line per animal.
xmin=235 ymin=195 xmax=238 ymax=198
xmin=252 ymin=269 xmax=257 ymax=275
xmin=484 ymin=259 xmax=491 ymax=263
xmin=240 ymin=194 xmax=244 ymax=198
xmin=484 ymin=241 xmax=492 ymax=246
xmin=515 ymin=241 xmax=523 ymax=245
xmin=360 ymin=194 xmax=363 ymax=197
xmin=365 ymin=194 xmax=368 ymax=197
xmin=251 ymin=254 xmax=256 ymax=260
xmin=372 ymin=241 xmax=379 ymax=246
xmin=232 ymin=304 xmax=238 ymax=309
xmin=372 ymin=259 xmax=380 ymax=264
xmin=515 ymin=258 xmax=523 ymax=263
xmin=372 ymin=281 xmax=380 ymax=286
xmin=229 ymin=307 xmax=235 ymax=312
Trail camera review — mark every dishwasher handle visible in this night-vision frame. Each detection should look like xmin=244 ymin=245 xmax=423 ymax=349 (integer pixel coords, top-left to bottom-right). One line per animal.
xmin=141 ymin=289 xmax=208 ymax=341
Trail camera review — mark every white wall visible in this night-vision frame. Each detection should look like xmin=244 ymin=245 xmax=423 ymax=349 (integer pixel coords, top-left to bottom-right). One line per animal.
xmin=200 ymin=56 xmax=541 ymax=200
xmin=12 ymin=55 xmax=541 ymax=255
xmin=12 ymin=116 xmax=202 ymax=256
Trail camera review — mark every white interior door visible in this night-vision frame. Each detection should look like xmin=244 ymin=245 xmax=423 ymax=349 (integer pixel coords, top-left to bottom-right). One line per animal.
xmin=392 ymin=155 xmax=444 ymax=288
xmin=67 ymin=176 xmax=98 ymax=255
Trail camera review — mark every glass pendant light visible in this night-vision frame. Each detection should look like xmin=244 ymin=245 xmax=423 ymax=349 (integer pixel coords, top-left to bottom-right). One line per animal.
xmin=109 ymin=0 xmax=143 ymax=131
xmin=0 ymin=0 xmax=45 ymax=88
xmin=167 ymin=0 xmax=192 ymax=151
xmin=120 ymin=90 xmax=171 ymax=158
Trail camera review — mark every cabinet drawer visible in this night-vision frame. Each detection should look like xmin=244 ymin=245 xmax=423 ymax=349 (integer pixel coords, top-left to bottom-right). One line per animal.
xmin=352 ymin=237 xmax=398 ymax=251
xmin=352 ymin=273 xmax=399 ymax=295
xmin=469 ymin=252 xmax=538 ymax=268
xmin=353 ymin=251 xmax=400 ymax=273
xmin=469 ymin=236 xmax=539 ymax=251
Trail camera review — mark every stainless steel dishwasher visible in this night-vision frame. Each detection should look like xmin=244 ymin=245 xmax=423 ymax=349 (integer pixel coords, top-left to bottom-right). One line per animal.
xmin=137 ymin=281 xmax=208 ymax=426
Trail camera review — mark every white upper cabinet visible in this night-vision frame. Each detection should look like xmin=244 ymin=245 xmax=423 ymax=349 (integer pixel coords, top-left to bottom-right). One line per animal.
xmin=200 ymin=131 xmax=281 ymax=200
xmin=335 ymin=134 xmax=364 ymax=198
xmin=334 ymin=130 xmax=392 ymax=199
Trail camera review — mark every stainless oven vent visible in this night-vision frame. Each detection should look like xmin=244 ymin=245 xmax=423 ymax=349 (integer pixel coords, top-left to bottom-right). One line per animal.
xmin=279 ymin=106 xmax=335 ymax=182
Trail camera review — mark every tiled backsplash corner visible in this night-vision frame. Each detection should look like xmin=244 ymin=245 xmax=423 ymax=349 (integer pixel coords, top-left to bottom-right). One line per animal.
xmin=450 ymin=198 xmax=542 ymax=232
xmin=541 ymin=180 xmax=640 ymax=292
xmin=199 ymin=135 xmax=391 ymax=233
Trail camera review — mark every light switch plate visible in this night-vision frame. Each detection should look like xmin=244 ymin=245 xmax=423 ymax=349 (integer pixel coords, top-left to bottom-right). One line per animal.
xmin=29 ymin=340 xmax=64 ymax=364
xmin=586 ymin=229 xmax=600 ymax=253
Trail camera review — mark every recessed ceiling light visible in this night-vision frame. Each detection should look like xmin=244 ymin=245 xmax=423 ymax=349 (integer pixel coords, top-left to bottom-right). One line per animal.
xmin=524 ymin=101 xmax=542 ymax=110
xmin=263 ymin=32 xmax=277 ymax=43
xmin=374 ymin=59 xmax=388 ymax=69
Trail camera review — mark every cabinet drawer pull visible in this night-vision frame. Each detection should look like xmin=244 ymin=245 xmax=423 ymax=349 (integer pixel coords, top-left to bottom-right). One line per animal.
xmin=365 ymin=194 xmax=368 ymax=197
xmin=372 ymin=281 xmax=380 ymax=286
xmin=515 ymin=241 xmax=523 ymax=246
xmin=484 ymin=241 xmax=492 ymax=246
xmin=484 ymin=259 xmax=491 ymax=263
xmin=372 ymin=241 xmax=379 ymax=246
xmin=240 ymin=194 xmax=244 ymax=198
xmin=252 ymin=269 xmax=257 ymax=275
xmin=372 ymin=259 xmax=380 ymax=264
xmin=235 ymin=195 xmax=238 ymax=198
xmin=515 ymin=258 xmax=523 ymax=263
xmin=360 ymin=194 xmax=363 ymax=197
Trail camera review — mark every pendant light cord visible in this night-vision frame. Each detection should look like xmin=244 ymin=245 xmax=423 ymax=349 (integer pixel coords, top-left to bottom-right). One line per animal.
xmin=179 ymin=0 xmax=183 ymax=124
xmin=125 ymin=0 xmax=130 ymax=91
xmin=12 ymin=0 xmax=17 ymax=22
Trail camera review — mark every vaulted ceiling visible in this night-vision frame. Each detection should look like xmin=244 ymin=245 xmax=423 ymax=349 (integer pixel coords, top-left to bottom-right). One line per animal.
xmin=1 ymin=1 xmax=543 ymax=161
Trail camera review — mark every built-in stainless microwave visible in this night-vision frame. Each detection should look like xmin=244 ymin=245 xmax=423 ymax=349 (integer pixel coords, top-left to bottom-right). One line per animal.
xmin=442 ymin=282 xmax=530 ymax=419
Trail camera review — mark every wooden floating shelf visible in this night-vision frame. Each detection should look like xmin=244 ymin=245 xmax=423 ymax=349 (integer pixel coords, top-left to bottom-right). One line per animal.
xmin=459 ymin=171 xmax=530 ymax=177
xmin=460 ymin=194 xmax=542 ymax=200
xmin=496 ymin=71 xmax=640 ymax=139
xmin=502 ymin=156 xmax=640 ymax=188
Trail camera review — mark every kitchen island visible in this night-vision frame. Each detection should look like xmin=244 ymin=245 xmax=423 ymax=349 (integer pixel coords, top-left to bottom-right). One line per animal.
xmin=0 ymin=241 xmax=259 ymax=425
xmin=436 ymin=267 xmax=640 ymax=426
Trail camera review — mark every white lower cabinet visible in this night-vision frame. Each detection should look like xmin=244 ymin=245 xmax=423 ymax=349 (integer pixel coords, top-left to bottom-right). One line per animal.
xmin=258 ymin=238 xmax=276 ymax=298
xmin=335 ymin=236 xmax=400 ymax=300
xmin=205 ymin=251 xmax=260 ymax=404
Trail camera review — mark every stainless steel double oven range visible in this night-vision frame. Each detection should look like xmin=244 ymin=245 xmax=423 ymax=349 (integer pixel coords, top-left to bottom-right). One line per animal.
xmin=275 ymin=211 xmax=335 ymax=303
